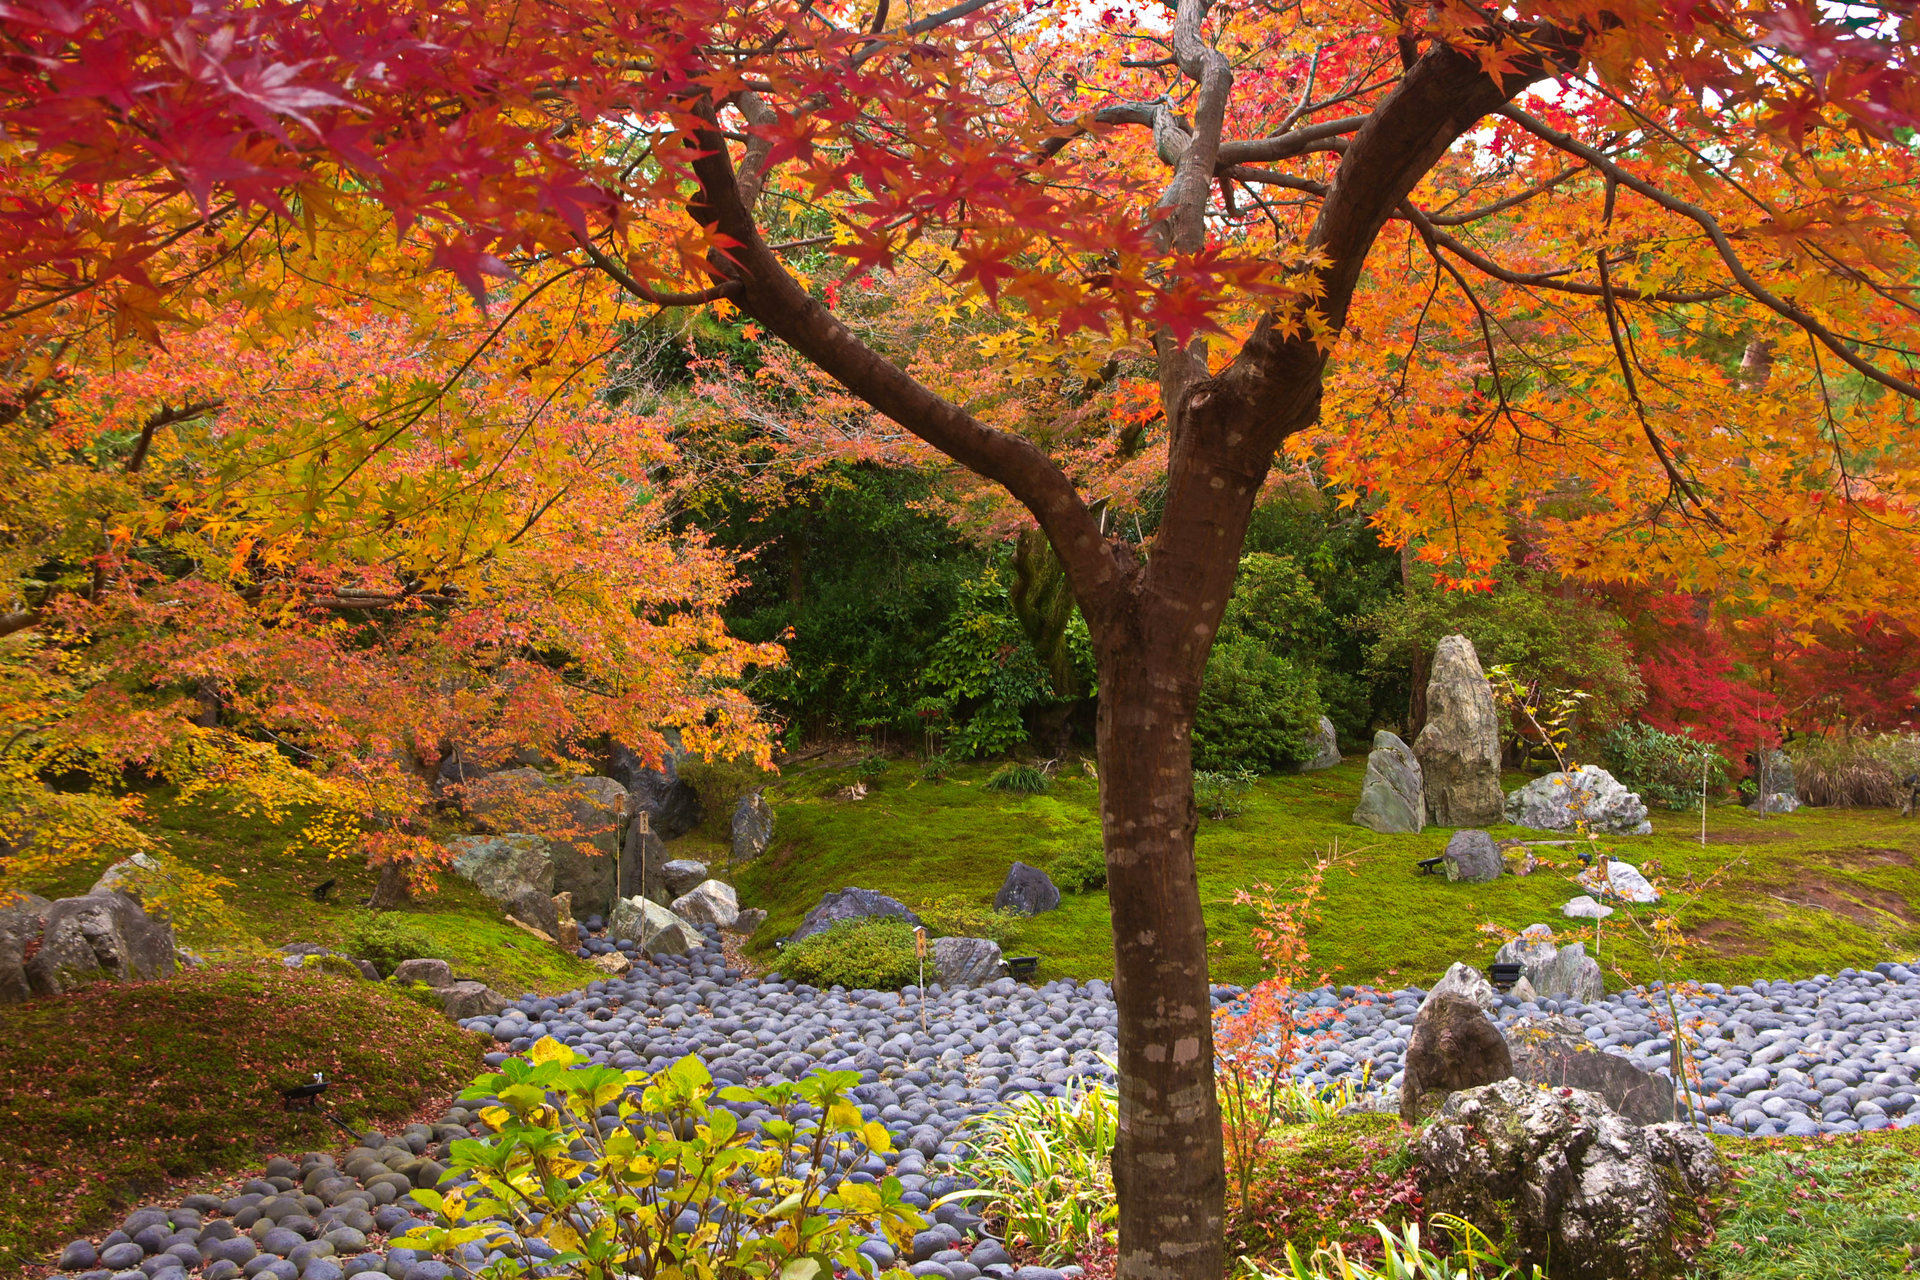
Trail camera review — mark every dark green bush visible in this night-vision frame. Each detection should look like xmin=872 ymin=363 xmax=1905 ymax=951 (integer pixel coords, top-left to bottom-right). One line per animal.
xmin=779 ymin=917 xmax=921 ymax=990
xmin=986 ymin=762 xmax=1051 ymax=794
xmin=1192 ymin=639 xmax=1324 ymax=772
xmin=1599 ymin=722 xmax=1728 ymax=810
xmin=340 ymin=911 xmax=452 ymax=977
xmin=1048 ymin=846 xmax=1107 ymax=892
xmin=677 ymin=755 xmax=771 ymax=842
xmin=1194 ymin=767 xmax=1257 ymax=819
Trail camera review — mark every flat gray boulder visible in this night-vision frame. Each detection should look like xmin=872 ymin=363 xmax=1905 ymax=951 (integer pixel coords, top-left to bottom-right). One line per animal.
xmin=1505 ymin=765 xmax=1652 ymax=836
xmin=1579 ymin=858 xmax=1660 ymax=903
xmin=789 ymin=887 xmax=924 ymax=944
xmin=1414 ymin=635 xmax=1504 ymax=826
xmin=391 ymin=958 xmax=455 ymax=988
xmin=608 ymin=895 xmax=704 ymax=955
xmin=1506 ymin=1014 xmax=1675 ymax=1125
xmin=661 ymin=859 xmax=711 ymax=899
xmin=933 ymin=936 xmax=1003 ymax=987
xmin=994 ymin=862 xmax=1060 ymax=916
xmin=449 ymin=834 xmax=554 ymax=903
xmin=732 ymin=790 xmax=775 ymax=860
xmin=670 ymin=879 xmax=740 ymax=930
xmin=1495 ymin=924 xmax=1603 ymax=1002
xmin=1299 ymin=716 xmax=1341 ymax=771
xmin=1353 ymin=730 xmax=1425 ymax=834
xmin=0 ymin=891 xmax=52 ymax=1004
xmin=1562 ymin=894 xmax=1616 ymax=921
xmin=1443 ymin=829 xmax=1502 ymax=883
xmin=440 ymin=981 xmax=510 ymax=1019
xmin=25 ymin=893 xmax=176 ymax=997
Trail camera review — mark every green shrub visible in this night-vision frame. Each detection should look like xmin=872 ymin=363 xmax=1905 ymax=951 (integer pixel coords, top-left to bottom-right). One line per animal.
xmin=1788 ymin=733 xmax=1920 ymax=807
xmin=341 ymin=911 xmax=452 ymax=977
xmin=916 ymin=894 xmax=1022 ymax=945
xmin=1600 ymin=722 xmax=1729 ymax=810
xmin=778 ymin=917 xmax=921 ymax=990
xmin=854 ymin=754 xmax=891 ymax=783
xmin=1194 ymin=767 xmax=1257 ymax=820
xmin=919 ymin=751 xmax=956 ymax=782
xmin=985 ymin=762 xmax=1051 ymax=794
xmin=398 ymin=1044 xmax=922 ymax=1280
xmin=678 ymin=755 xmax=772 ymax=842
xmin=949 ymin=1080 xmax=1119 ymax=1264
xmin=1192 ymin=639 xmax=1324 ymax=772
xmin=1048 ymin=846 xmax=1107 ymax=893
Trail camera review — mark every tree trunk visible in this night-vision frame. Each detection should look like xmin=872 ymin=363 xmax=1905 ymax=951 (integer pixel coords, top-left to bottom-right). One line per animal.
xmin=1097 ymin=654 xmax=1224 ymax=1280
xmin=367 ymin=860 xmax=412 ymax=910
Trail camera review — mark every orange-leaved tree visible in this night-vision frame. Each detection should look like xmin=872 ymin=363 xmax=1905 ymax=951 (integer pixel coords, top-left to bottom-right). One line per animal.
xmin=3 ymin=0 xmax=1918 ymax=1273
xmin=1 ymin=249 xmax=778 ymax=916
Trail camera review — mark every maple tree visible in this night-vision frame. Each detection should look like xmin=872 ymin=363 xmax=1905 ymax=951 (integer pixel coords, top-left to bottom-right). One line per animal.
xmin=3 ymin=0 xmax=1918 ymax=1275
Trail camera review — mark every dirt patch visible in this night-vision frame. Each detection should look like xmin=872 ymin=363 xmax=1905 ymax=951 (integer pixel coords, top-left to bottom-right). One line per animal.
xmin=1706 ymin=828 xmax=1795 ymax=844
xmin=1820 ymin=845 xmax=1917 ymax=869
xmin=1762 ymin=875 xmax=1918 ymax=925
xmin=1689 ymin=918 xmax=1770 ymax=957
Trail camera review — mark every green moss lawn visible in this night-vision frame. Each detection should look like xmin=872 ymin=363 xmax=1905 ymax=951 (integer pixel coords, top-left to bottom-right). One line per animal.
xmin=0 ymin=961 xmax=487 ymax=1273
xmin=734 ymin=757 xmax=1920 ymax=990
xmin=28 ymin=790 xmax=599 ymax=996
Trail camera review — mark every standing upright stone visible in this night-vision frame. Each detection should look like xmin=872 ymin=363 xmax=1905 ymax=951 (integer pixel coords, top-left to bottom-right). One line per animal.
xmin=1352 ymin=730 xmax=1425 ymax=834
xmin=1299 ymin=717 xmax=1341 ymax=771
xmin=1414 ymin=635 xmax=1505 ymax=827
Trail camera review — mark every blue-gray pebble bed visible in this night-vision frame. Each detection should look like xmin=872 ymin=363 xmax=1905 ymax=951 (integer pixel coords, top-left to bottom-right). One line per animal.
xmin=40 ymin=919 xmax=1920 ymax=1278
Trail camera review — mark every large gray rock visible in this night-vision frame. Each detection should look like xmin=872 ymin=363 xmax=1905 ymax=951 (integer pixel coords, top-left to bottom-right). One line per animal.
xmin=447 ymin=833 xmax=561 ymax=937
xmin=448 ymin=834 xmax=554 ymax=902
xmin=1420 ymin=961 xmax=1498 ymax=1014
xmin=1505 ymin=765 xmax=1652 ymax=836
xmin=789 ymin=888 xmax=924 ymax=944
xmin=469 ymin=771 xmax=666 ymax=917
xmin=1416 ymin=1078 xmax=1719 ymax=1280
xmin=1352 ymin=730 xmax=1425 ymax=834
xmin=24 ymin=893 xmax=176 ymax=996
xmin=0 ymin=890 xmax=52 ymax=1004
xmin=1442 ymin=829 xmax=1502 ymax=883
xmin=1562 ymin=894 xmax=1615 ymax=921
xmin=1414 ymin=636 xmax=1504 ymax=826
xmin=933 ymin=936 xmax=1003 ymax=987
xmin=1748 ymin=747 xmax=1799 ymax=813
xmin=607 ymin=895 xmax=704 ymax=955
xmin=391 ymin=958 xmax=455 ymax=988
xmin=994 ymin=862 xmax=1060 ymax=916
xmin=1299 ymin=717 xmax=1341 ymax=771
xmin=1578 ymin=857 xmax=1660 ymax=903
xmin=89 ymin=851 xmax=167 ymax=903
xmin=1506 ymin=1015 xmax=1676 ymax=1125
xmin=439 ymin=981 xmax=510 ymax=1019
xmin=670 ymin=879 xmax=740 ymax=930
xmin=661 ymin=859 xmax=711 ymax=899
xmin=1400 ymin=992 xmax=1513 ymax=1123
xmin=605 ymin=740 xmax=704 ymax=840
xmin=728 ymin=907 xmax=767 ymax=937
xmin=1495 ymin=924 xmax=1604 ymax=1002
xmin=732 ymin=790 xmax=775 ymax=860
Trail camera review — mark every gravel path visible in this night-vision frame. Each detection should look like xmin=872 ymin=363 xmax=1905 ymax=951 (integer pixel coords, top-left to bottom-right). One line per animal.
xmin=44 ymin=928 xmax=1920 ymax=1279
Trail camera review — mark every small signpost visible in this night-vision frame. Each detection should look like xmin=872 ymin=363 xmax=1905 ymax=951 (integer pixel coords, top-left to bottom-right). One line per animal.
xmin=915 ymin=926 xmax=929 ymax=1031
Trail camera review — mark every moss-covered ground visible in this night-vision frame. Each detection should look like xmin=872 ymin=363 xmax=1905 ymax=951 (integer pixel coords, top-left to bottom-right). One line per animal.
xmin=27 ymin=790 xmax=599 ymax=996
xmin=0 ymin=961 xmax=487 ymax=1273
xmin=735 ymin=757 xmax=1920 ymax=989
xmin=1694 ymin=1129 xmax=1920 ymax=1277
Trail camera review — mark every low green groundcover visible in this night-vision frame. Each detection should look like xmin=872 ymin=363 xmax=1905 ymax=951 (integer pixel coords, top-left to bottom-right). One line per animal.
xmin=778 ymin=917 xmax=921 ymax=990
xmin=0 ymin=962 xmax=487 ymax=1273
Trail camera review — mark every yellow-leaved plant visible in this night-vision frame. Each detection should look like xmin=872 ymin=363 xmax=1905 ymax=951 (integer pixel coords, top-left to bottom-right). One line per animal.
xmin=397 ymin=1039 xmax=923 ymax=1280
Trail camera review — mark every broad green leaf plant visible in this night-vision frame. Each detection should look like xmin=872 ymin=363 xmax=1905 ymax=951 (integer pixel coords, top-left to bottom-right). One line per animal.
xmin=397 ymin=1039 xmax=922 ymax=1280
